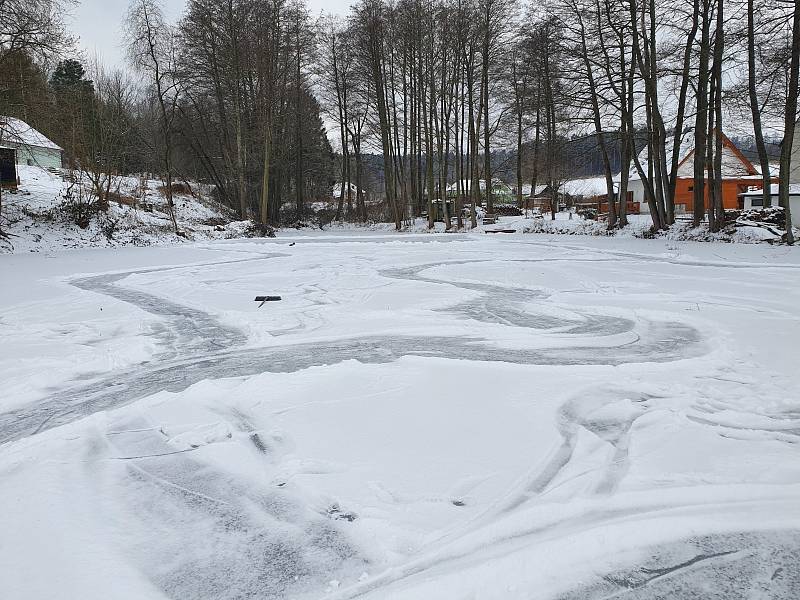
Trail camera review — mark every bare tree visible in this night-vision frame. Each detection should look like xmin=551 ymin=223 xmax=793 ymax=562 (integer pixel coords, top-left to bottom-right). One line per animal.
xmin=746 ymin=0 xmax=772 ymax=208
xmin=0 ymin=0 xmax=71 ymax=238
xmin=126 ymin=0 xmax=180 ymax=233
xmin=0 ymin=0 xmax=72 ymax=66
xmin=561 ymin=0 xmax=618 ymax=228
xmin=78 ymin=65 xmax=137 ymax=212
xmin=352 ymin=0 xmax=402 ymax=229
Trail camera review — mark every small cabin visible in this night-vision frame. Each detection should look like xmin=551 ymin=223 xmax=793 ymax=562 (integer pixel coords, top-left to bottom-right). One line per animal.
xmin=333 ymin=181 xmax=362 ymax=200
xmin=446 ymin=179 xmax=515 ymax=205
xmin=0 ymin=116 xmax=63 ymax=170
xmin=739 ymin=184 xmax=800 ymax=216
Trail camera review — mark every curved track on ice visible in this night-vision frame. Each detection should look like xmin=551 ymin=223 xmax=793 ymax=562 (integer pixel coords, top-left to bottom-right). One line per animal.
xmin=0 ymin=253 xmax=702 ymax=445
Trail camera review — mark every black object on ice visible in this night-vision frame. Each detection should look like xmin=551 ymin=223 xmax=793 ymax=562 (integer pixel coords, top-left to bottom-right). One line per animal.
xmin=255 ymin=295 xmax=282 ymax=307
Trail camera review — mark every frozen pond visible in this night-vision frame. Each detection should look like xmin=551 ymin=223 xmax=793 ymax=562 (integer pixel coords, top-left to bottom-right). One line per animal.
xmin=1 ymin=233 xmax=799 ymax=599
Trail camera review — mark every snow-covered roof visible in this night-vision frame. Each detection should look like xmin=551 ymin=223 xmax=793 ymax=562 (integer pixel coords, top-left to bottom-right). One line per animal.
xmin=631 ymin=129 xmax=756 ymax=181
xmin=446 ymin=179 xmax=511 ymax=193
xmin=446 ymin=179 xmax=473 ymax=192
xmin=520 ymin=177 xmax=617 ymax=198
xmin=0 ymin=117 xmax=62 ymax=151
xmin=562 ymin=176 xmax=616 ymax=197
xmin=520 ymin=183 xmax=548 ymax=196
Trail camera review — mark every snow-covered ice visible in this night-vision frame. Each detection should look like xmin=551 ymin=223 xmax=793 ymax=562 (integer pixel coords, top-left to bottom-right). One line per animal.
xmin=0 ymin=233 xmax=799 ymax=599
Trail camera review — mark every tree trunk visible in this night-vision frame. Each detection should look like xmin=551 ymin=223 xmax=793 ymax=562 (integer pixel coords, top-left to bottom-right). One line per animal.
xmin=670 ymin=0 xmax=700 ymax=207
xmin=693 ymin=0 xmax=712 ymax=227
xmin=260 ymin=119 xmax=271 ymax=225
xmin=481 ymin=38 xmax=492 ymax=214
xmin=778 ymin=0 xmax=799 ymax=244
xmin=747 ymin=0 xmax=771 ymax=208
xmin=575 ymin=7 xmax=615 ymax=228
xmin=710 ymin=0 xmax=724 ymax=232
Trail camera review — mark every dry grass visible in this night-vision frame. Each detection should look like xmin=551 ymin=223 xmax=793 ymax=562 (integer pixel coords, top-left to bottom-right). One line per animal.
xmin=107 ymin=191 xmax=138 ymax=207
xmin=157 ymin=182 xmax=193 ymax=197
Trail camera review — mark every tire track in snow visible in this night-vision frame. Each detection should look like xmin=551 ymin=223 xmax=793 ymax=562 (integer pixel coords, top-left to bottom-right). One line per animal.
xmin=330 ymin=502 xmax=800 ymax=600
xmin=426 ymin=388 xmax=653 ymax=548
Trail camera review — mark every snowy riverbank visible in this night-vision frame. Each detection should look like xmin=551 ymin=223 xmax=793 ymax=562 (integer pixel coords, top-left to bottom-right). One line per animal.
xmin=2 ymin=166 xmax=796 ymax=255
xmin=0 ymin=165 xmax=252 ymax=254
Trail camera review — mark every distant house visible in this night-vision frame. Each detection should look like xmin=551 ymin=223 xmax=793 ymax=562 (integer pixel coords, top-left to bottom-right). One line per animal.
xmin=525 ymin=183 xmax=567 ymax=212
xmin=517 ymin=183 xmax=548 ymax=198
xmin=736 ymin=128 xmax=800 ymax=215
xmin=565 ymin=176 xmax=643 ymax=215
xmin=0 ymin=117 xmax=63 ymax=169
xmin=445 ymin=179 xmax=515 ymax=204
xmin=628 ymin=130 xmax=770 ymax=214
xmin=333 ymin=181 xmax=362 ymax=199
xmin=517 ymin=177 xmax=639 ymax=215
xmin=739 ymin=184 xmax=800 ymax=214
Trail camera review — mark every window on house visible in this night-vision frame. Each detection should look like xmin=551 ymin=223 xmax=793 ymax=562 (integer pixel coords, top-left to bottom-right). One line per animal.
xmin=751 ymin=198 xmax=763 ymax=207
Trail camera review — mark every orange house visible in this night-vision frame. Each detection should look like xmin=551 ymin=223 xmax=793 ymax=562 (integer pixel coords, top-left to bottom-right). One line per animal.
xmin=630 ymin=132 xmax=774 ymax=214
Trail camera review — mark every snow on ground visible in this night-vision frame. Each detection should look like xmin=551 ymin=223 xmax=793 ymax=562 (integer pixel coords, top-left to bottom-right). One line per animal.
xmin=324 ymin=212 xmax=793 ymax=244
xmin=1 ymin=166 xmax=251 ymax=253
xmin=4 ymin=166 xmax=794 ymax=255
xmin=1 ymin=233 xmax=799 ymax=599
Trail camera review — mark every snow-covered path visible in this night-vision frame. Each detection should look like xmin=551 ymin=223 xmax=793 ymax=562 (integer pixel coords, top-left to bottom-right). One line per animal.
xmin=1 ymin=234 xmax=799 ymax=599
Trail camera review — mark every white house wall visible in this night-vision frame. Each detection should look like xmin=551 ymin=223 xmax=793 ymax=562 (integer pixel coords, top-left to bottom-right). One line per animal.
xmin=627 ymin=179 xmax=647 ymax=212
xmin=11 ymin=143 xmax=62 ymax=169
xmin=789 ymin=196 xmax=800 ymax=217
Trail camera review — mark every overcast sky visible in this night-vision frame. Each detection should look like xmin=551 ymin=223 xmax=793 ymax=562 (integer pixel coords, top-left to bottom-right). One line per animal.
xmin=69 ymin=0 xmax=353 ymax=70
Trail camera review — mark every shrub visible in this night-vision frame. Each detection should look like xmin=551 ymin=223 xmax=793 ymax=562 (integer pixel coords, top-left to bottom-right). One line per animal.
xmin=107 ymin=191 xmax=138 ymax=207
xmin=243 ymin=220 xmax=276 ymax=238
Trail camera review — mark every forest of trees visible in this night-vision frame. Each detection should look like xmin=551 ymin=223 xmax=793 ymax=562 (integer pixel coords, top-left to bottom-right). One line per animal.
xmin=1 ymin=0 xmax=799 ymax=240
